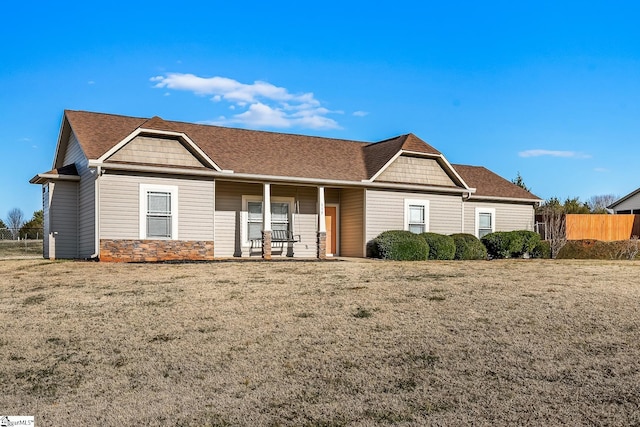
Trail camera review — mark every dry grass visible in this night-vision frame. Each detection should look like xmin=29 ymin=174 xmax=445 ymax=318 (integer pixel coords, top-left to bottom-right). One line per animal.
xmin=0 ymin=240 xmax=43 ymax=258
xmin=1 ymin=258 xmax=640 ymax=426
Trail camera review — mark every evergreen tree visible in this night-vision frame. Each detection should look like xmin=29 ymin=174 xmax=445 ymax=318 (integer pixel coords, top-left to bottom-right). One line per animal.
xmin=511 ymin=172 xmax=531 ymax=192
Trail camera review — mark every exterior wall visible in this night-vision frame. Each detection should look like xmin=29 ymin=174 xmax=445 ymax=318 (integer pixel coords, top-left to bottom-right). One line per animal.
xmin=611 ymin=192 xmax=640 ymax=213
xmin=99 ymin=172 xmax=215 ymax=242
xmin=108 ymin=136 xmax=205 ymax=168
xmin=48 ymin=181 xmax=79 ymax=259
xmin=214 ymin=181 xmax=260 ymax=257
xmin=63 ymin=132 xmax=95 ymax=257
xmin=376 ymin=156 xmax=455 ymax=186
xmin=340 ymin=188 xmax=365 ymax=257
xmin=463 ymin=200 xmax=535 ymax=237
xmin=365 ymin=189 xmax=463 ymax=244
xmin=214 ymin=181 xmax=319 ymax=258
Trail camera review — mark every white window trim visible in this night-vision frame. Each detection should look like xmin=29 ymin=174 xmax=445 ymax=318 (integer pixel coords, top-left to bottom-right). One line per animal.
xmin=139 ymin=184 xmax=178 ymax=240
xmin=404 ymin=199 xmax=430 ymax=234
xmin=475 ymin=207 xmax=496 ymax=238
xmin=241 ymin=195 xmax=294 ymax=246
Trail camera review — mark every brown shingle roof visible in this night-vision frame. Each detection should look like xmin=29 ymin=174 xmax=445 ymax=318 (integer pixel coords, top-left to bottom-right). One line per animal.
xmin=453 ymin=164 xmax=541 ymax=200
xmin=66 ymin=110 xmax=147 ymax=160
xmin=61 ymin=110 xmax=540 ymax=201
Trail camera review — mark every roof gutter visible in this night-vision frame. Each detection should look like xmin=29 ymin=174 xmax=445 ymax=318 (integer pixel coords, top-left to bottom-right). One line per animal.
xmin=467 ymin=194 xmax=543 ymax=204
xmin=87 ymin=161 xmax=475 ymax=195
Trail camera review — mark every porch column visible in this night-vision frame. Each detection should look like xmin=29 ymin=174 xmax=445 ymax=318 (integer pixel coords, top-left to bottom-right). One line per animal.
xmin=262 ymin=183 xmax=272 ymax=259
xmin=317 ymin=186 xmax=326 ymax=259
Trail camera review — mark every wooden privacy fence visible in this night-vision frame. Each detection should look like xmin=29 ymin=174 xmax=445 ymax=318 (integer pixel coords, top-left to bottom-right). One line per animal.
xmin=565 ymin=214 xmax=640 ymax=241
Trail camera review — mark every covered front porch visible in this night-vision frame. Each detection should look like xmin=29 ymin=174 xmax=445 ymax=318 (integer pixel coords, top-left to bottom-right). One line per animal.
xmin=213 ymin=181 xmax=364 ymax=259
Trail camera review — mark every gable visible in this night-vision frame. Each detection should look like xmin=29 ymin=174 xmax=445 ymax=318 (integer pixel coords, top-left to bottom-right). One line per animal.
xmin=610 ymin=191 xmax=640 ymax=212
xmin=376 ymin=155 xmax=456 ymax=187
xmin=106 ymin=135 xmax=207 ymax=168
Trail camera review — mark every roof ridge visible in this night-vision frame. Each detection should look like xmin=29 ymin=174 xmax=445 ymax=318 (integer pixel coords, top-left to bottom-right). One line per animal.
xmin=153 ymin=116 xmax=370 ymax=145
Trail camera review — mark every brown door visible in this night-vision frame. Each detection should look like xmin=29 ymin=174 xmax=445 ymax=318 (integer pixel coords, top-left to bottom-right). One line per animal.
xmin=325 ymin=206 xmax=337 ymax=255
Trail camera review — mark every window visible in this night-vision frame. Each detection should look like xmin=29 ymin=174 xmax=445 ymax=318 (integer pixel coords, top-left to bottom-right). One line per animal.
xmin=247 ymin=201 xmax=263 ymax=241
xmin=140 ymin=184 xmax=178 ymax=239
xmin=404 ymin=199 xmax=429 ymax=234
xmin=475 ymin=207 xmax=495 ymax=238
xmin=242 ymin=196 xmax=293 ymax=244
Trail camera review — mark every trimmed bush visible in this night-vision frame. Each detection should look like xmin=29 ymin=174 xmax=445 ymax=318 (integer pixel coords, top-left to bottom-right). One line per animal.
xmin=420 ymin=232 xmax=455 ymax=260
xmin=481 ymin=230 xmax=541 ymax=259
xmin=531 ymin=240 xmax=552 ymax=259
xmin=369 ymin=230 xmax=430 ymax=261
xmin=450 ymin=233 xmax=487 ymax=260
xmin=557 ymin=239 xmax=640 ymax=260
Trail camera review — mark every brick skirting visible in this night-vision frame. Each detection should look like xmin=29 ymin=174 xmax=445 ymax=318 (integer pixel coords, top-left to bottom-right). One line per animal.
xmin=100 ymin=239 xmax=214 ymax=262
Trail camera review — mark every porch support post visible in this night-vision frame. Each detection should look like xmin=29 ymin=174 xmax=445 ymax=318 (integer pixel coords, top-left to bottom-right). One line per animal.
xmin=317 ymin=186 xmax=326 ymax=259
xmin=262 ymin=183 xmax=272 ymax=260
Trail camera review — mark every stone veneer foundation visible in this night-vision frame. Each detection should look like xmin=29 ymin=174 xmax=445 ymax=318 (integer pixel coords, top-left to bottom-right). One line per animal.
xmin=100 ymin=239 xmax=214 ymax=262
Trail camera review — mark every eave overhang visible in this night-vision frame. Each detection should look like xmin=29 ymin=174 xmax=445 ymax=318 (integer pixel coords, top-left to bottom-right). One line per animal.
xmin=467 ymin=194 xmax=543 ymax=204
xmin=88 ymin=160 xmax=475 ymax=195
xmin=29 ymin=173 xmax=81 ymax=185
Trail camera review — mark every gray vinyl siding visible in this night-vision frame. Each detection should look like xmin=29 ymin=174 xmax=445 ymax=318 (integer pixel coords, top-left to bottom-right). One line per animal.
xmin=340 ymin=188 xmax=365 ymax=257
xmin=49 ymin=181 xmax=79 ymax=259
xmin=365 ymin=190 xmax=463 ymax=244
xmin=376 ymin=156 xmax=455 ymax=186
xmin=463 ymin=201 xmax=535 ymax=237
xmin=214 ymin=181 xmax=320 ymax=258
xmin=63 ymin=132 xmax=95 ymax=257
xmin=214 ymin=182 xmax=261 ymax=257
xmin=99 ymin=173 xmax=214 ymax=241
xmin=611 ymin=193 xmax=640 ymax=213
xmin=109 ymin=136 xmax=205 ymax=168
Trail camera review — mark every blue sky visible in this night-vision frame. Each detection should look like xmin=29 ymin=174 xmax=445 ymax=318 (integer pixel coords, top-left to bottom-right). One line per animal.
xmin=2 ymin=1 xmax=640 ymax=222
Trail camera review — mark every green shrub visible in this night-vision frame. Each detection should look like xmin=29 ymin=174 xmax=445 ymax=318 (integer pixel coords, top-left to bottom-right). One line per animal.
xmin=420 ymin=232 xmax=456 ymax=260
xmin=450 ymin=233 xmax=487 ymax=260
xmin=557 ymin=239 xmax=640 ymax=260
xmin=481 ymin=230 xmax=541 ymax=259
xmin=369 ymin=230 xmax=430 ymax=261
xmin=531 ymin=240 xmax=552 ymax=259
xmin=480 ymin=232 xmax=510 ymax=259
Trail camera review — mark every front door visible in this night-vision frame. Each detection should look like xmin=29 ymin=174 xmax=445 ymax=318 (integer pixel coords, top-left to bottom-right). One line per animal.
xmin=325 ymin=206 xmax=338 ymax=256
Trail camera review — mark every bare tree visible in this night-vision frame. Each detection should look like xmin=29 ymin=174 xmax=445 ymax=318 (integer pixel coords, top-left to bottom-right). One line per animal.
xmin=538 ymin=202 xmax=566 ymax=258
xmin=587 ymin=194 xmax=618 ymax=213
xmin=6 ymin=208 xmax=25 ymax=240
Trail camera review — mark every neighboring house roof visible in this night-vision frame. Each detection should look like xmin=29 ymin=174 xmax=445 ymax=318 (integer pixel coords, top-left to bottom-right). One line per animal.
xmin=608 ymin=187 xmax=640 ymax=209
xmin=43 ymin=110 xmax=540 ymax=202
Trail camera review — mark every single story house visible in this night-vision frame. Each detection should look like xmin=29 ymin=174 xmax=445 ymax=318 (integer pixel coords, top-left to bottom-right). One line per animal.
xmin=30 ymin=110 xmax=542 ymax=261
xmin=608 ymin=188 xmax=640 ymax=214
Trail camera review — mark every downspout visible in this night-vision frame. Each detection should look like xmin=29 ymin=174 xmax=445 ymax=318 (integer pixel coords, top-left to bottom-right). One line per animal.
xmin=461 ymin=190 xmax=472 ymax=233
xmin=90 ymin=166 xmax=101 ymax=260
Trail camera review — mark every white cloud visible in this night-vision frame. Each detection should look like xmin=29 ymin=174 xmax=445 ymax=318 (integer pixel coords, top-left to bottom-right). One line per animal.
xmin=594 ymin=167 xmax=609 ymax=172
xmin=150 ymin=73 xmax=342 ymax=129
xmin=353 ymin=110 xmax=369 ymax=117
xmin=518 ymin=149 xmax=591 ymax=159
